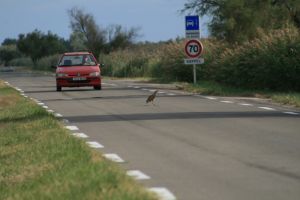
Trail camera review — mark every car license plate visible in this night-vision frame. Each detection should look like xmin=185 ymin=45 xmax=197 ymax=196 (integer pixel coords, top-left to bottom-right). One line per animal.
xmin=73 ymin=77 xmax=86 ymax=81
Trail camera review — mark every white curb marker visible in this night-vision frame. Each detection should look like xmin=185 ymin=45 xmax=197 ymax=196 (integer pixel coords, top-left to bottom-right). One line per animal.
xmin=103 ymin=154 xmax=125 ymax=163
xmin=47 ymin=109 xmax=54 ymax=113
xmin=37 ymin=102 xmax=44 ymax=105
xmin=127 ymin=170 xmax=150 ymax=180
xmin=283 ymin=112 xmax=299 ymax=115
xmin=65 ymin=126 xmax=79 ymax=131
xmin=86 ymin=141 xmax=104 ymax=148
xmin=239 ymin=103 xmax=253 ymax=106
xmin=221 ymin=100 xmax=234 ymax=104
xmin=259 ymin=107 xmax=276 ymax=111
xmin=148 ymin=187 xmax=176 ymax=200
xmin=42 ymin=105 xmax=49 ymax=109
xmin=72 ymin=133 xmax=89 ymax=138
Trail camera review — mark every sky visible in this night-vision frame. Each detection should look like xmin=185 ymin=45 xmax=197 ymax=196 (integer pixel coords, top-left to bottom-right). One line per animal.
xmin=0 ymin=0 xmax=209 ymax=44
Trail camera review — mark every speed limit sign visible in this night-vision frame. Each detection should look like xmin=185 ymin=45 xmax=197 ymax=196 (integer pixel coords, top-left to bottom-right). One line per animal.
xmin=185 ymin=39 xmax=203 ymax=58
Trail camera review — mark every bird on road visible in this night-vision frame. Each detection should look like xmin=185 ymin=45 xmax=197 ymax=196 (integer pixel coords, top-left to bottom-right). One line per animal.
xmin=146 ymin=90 xmax=158 ymax=105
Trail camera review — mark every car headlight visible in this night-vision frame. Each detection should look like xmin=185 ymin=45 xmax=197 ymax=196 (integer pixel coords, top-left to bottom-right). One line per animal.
xmin=89 ymin=72 xmax=100 ymax=77
xmin=56 ymin=73 xmax=68 ymax=77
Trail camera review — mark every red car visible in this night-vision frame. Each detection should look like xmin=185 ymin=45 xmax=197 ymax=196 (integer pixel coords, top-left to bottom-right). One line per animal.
xmin=54 ymin=52 xmax=102 ymax=91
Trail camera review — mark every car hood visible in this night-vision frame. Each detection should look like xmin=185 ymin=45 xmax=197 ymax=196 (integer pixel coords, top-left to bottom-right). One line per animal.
xmin=57 ymin=66 xmax=99 ymax=75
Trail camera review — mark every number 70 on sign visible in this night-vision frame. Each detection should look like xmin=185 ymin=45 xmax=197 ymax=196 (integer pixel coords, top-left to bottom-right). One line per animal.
xmin=185 ymin=39 xmax=203 ymax=58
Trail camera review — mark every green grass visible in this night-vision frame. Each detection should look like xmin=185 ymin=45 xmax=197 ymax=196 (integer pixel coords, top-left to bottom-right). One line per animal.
xmin=0 ymin=81 xmax=157 ymax=200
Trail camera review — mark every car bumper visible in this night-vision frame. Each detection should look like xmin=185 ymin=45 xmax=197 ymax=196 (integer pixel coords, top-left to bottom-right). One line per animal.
xmin=56 ymin=77 xmax=101 ymax=87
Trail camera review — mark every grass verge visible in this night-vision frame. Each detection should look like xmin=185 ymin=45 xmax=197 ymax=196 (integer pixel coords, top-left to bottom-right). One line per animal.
xmin=0 ymin=81 xmax=156 ymax=200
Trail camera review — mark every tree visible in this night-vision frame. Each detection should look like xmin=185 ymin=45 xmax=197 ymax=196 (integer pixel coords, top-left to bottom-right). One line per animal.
xmin=0 ymin=45 xmax=21 ymax=66
xmin=16 ymin=30 xmax=67 ymax=62
xmin=2 ymin=38 xmax=17 ymax=46
xmin=68 ymin=7 xmax=106 ymax=56
xmin=68 ymin=7 xmax=140 ymax=55
xmin=182 ymin=0 xmax=299 ymax=42
xmin=107 ymin=25 xmax=140 ymax=52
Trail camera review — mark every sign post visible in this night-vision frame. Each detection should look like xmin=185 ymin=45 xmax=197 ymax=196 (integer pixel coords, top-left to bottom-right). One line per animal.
xmin=184 ymin=15 xmax=204 ymax=84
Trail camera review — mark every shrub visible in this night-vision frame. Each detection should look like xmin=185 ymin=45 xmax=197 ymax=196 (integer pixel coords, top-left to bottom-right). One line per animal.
xmin=34 ymin=54 xmax=61 ymax=71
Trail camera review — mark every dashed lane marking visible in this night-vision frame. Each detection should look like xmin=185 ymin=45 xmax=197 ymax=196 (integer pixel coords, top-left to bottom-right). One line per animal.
xmin=283 ymin=112 xmax=299 ymax=115
xmin=65 ymin=126 xmax=79 ymax=131
xmin=205 ymin=96 xmax=217 ymax=100
xmin=126 ymin=170 xmax=150 ymax=180
xmin=220 ymin=100 xmax=234 ymax=104
xmin=148 ymin=187 xmax=176 ymax=200
xmin=54 ymin=113 xmax=63 ymax=118
xmin=102 ymin=83 xmax=117 ymax=86
xmin=239 ymin=103 xmax=253 ymax=106
xmin=158 ymin=91 xmax=165 ymax=94
xmin=133 ymin=86 xmax=140 ymax=89
xmin=259 ymin=107 xmax=276 ymax=111
xmin=167 ymin=93 xmax=175 ymax=96
xmin=103 ymin=154 xmax=125 ymax=163
xmin=72 ymin=133 xmax=89 ymax=138
xmin=86 ymin=141 xmax=104 ymax=148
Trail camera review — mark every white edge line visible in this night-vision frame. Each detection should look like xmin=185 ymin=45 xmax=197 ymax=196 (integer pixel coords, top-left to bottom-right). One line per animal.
xmin=86 ymin=141 xmax=104 ymax=148
xmin=65 ymin=125 xmax=79 ymax=131
xmin=72 ymin=133 xmax=89 ymax=138
xmin=259 ymin=107 xmax=276 ymax=111
xmin=54 ymin=113 xmax=63 ymax=117
xmin=148 ymin=187 xmax=176 ymax=200
xmin=220 ymin=101 xmax=234 ymax=103
xmin=283 ymin=112 xmax=299 ymax=115
xmin=239 ymin=103 xmax=253 ymax=106
xmin=126 ymin=170 xmax=151 ymax=180
xmin=103 ymin=154 xmax=124 ymax=163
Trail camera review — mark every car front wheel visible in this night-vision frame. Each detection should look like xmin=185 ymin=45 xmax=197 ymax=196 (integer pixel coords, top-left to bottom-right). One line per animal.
xmin=56 ymin=85 xmax=62 ymax=91
xmin=94 ymin=85 xmax=101 ymax=90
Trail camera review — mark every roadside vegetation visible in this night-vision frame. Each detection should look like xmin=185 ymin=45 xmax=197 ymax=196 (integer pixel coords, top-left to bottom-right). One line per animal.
xmin=0 ymin=81 xmax=156 ymax=200
xmin=0 ymin=1 xmax=299 ymax=107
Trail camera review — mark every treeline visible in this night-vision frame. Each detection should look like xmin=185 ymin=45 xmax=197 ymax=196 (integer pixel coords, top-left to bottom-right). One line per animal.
xmin=0 ymin=7 xmax=139 ymax=69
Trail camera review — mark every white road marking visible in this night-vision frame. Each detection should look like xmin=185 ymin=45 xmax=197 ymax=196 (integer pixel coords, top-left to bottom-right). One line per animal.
xmin=158 ymin=91 xmax=165 ymax=94
xmin=220 ymin=100 xmax=234 ymax=104
xmin=259 ymin=107 xmax=276 ymax=111
xmin=149 ymin=89 xmax=156 ymax=92
xmin=127 ymin=170 xmax=150 ymax=180
xmin=72 ymin=133 xmax=89 ymax=138
xmin=205 ymin=96 xmax=217 ymax=100
xmin=127 ymin=85 xmax=134 ymax=88
xmin=239 ymin=103 xmax=253 ymax=106
xmin=63 ymin=119 xmax=69 ymax=123
xmin=47 ymin=109 xmax=54 ymax=113
xmin=103 ymin=154 xmax=125 ymax=163
xmin=54 ymin=113 xmax=63 ymax=118
xmin=65 ymin=126 xmax=79 ymax=131
xmin=133 ymin=86 xmax=140 ymax=89
xmin=167 ymin=93 xmax=175 ymax=96
xmin=142 ymin=88 xmax=149 ymax=91
xmin=24 ymin=95 xmax=28 ymax=98
xmin=37 ymin=102 xmax=45 ymax=106
xmin=102 ymin=83 xmax=117 ymax=86
xmin=148 ymin=188 xmax=176 ymax=200
xmin=283 ymin=112 xmax=299 ymax=115
xmin=42 ymin=105 xmax=49 ymax=109
xmin=4 ymin=81 xmax=9 ymax=84
xmin=86 ymin=141 xmax=104 ymax=148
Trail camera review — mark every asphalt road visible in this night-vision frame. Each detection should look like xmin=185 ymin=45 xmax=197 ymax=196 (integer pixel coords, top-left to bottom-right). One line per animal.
xmin=1 ymin=72 xmax=300 ymax=200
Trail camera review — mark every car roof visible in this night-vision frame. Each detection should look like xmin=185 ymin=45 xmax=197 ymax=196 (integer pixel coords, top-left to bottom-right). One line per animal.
xmin=63 ymin=52 xmax=92 ymax=56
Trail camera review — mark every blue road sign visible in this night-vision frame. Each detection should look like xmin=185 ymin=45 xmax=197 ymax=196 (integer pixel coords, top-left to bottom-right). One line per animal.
xmin=185 ymin=16 xmax=199 ymax=31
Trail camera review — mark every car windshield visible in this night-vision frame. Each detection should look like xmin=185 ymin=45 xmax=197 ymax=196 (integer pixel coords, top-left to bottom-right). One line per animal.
xmin=58 ymin=55 xmax=96 ymax=66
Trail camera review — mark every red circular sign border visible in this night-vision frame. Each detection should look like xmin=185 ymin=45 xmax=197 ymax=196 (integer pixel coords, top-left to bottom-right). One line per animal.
xmin=185 ymin=39 xmax=203 ymax=58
